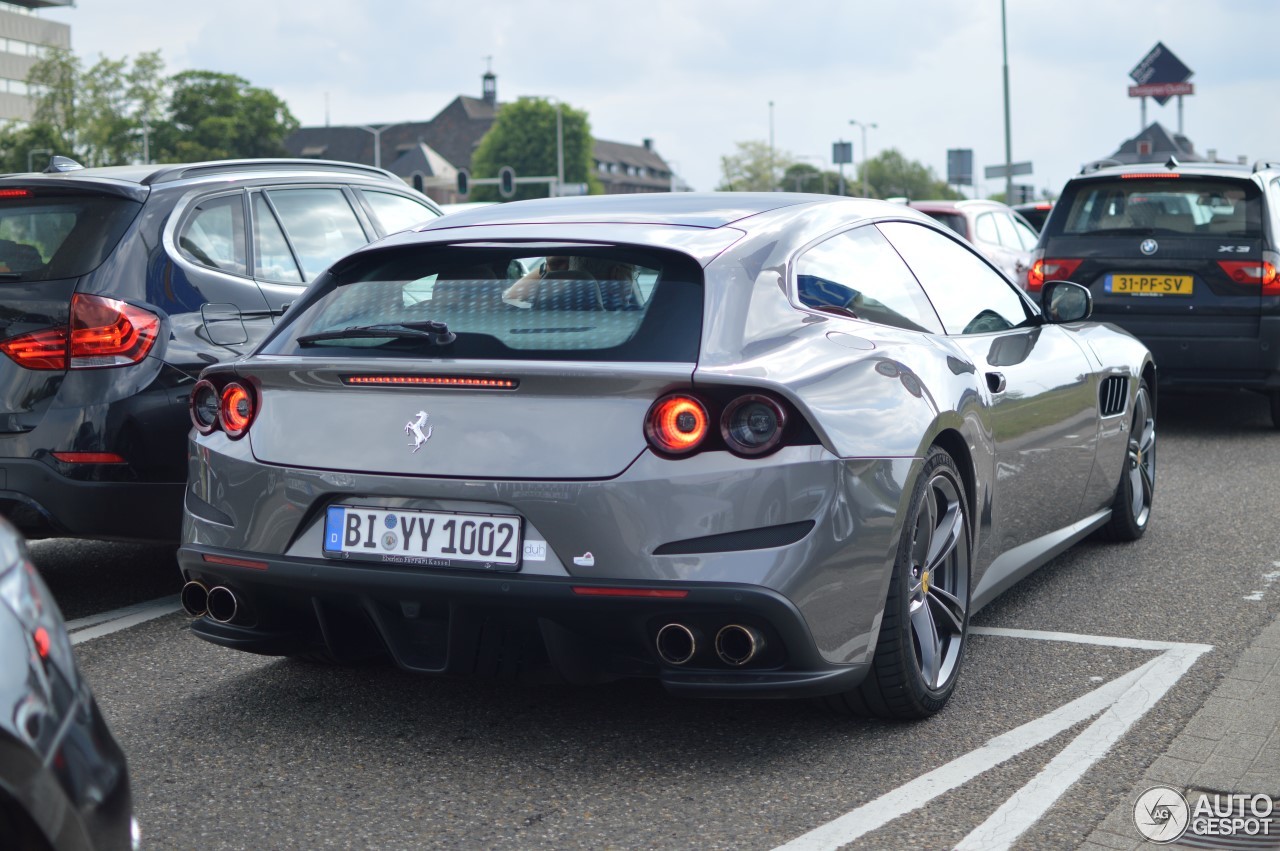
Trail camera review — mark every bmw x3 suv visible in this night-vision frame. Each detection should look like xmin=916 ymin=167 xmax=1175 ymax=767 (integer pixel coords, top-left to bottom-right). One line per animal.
xmin=1031 ymin=158 xmax=1280 ymax=424
xmin=0 ymin=157 xmax=441 ymax=542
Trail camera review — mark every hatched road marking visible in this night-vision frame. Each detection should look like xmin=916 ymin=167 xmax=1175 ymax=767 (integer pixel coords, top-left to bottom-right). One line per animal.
xmin=774 ymin=627 xmax=1212 ymax=851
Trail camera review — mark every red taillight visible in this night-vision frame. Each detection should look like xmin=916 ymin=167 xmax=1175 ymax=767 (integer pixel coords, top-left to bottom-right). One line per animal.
xmin=201 ymin=553 xmax=269 ymax=570
xmin=1027 ymin=258 xmax=1083 ymax=293
xmin=1217 ymin=259 xmax=1280 ymax=294
xmin=69 ymin=294 xmax=159 ymax=368
xmin=571 ymin=586 xmax=689 ymax=599
xmin=0 ymin=188 xmax=31 ymax=198
xmin=645 ymin=394 xmax=709 ymax=455
xmin=51 ymin=451 xmax=126 ymax=464
xmin=0 ymin=327 xmax=68 ymax=369
xmin=720 ymin=394 xmax=787 ymax=457
xmin=0 ymin=294 xmax=160 ymax=371
xmin=1120 ymin=173 xmax=1182 ymax=179
xmin=32 ymin=626 xmax=50 ymax=659
xmin=189 ymin=379 xmax=220 ymax=434
xmin=219 ymin=382 xmax=255 ymax=438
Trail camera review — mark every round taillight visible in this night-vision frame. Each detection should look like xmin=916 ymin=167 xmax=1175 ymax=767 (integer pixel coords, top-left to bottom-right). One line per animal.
xmin=190 ymin=379 xmax=220 ymax=434
xmin=645 ymin=394 xmax=709 ymax=455
xmin=219 ymin=382 xmax=255 ymax=438
xmin=721 ymin=394 xmax=787 ymax=456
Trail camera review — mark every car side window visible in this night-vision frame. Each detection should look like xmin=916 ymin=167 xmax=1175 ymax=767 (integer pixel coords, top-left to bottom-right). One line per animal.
xmin=252 ymin=194 xmax=302 ymax=283
xmin=178 ymin=193 xmax=247 ymax=275
xmin=794 ymin=224 xmax=943 ymax=334
xmin=878 ymin=221 xmax=1033 ymax=335
xmin=992 ymin=212 xmax=1021 ymax=249
xmin=974 ymin=212 xmax=999 ymax=245
xmin=263 ymin=188 xmax=369 ymax=281
xmin=361 ymin=190 xmax=437 ymax=235
xmin=1010 ymin=214 xmax=1039 ymax=250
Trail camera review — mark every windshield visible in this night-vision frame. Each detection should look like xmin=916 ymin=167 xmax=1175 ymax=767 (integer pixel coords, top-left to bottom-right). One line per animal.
xmin=263 ymin=245 xmax=703 ymax=362
xmin=1057 ymin=178 xmax=1262 ymax=238
xmin=0 ymin=190 xmax=142 ymax=281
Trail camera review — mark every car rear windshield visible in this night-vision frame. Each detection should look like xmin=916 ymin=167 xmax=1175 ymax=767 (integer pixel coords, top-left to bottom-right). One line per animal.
xmin=0 ymin=190 xmax=142 ymax=281
xmin=262 ymin=244 xmax=704 ymax=362
xmin=1053 ymin=177 xmax=1262 ymax=238
xmin=920 ymin=211 xmax=967 ymax=238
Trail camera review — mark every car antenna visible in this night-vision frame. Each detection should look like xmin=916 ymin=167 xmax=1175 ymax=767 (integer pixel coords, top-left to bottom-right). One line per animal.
xmin=43 ymin=155 xmax=84 ymax=173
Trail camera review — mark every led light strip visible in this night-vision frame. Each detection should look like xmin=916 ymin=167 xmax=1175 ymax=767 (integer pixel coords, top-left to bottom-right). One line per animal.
xmin=343 ymin=375 xmax=519 ymax=389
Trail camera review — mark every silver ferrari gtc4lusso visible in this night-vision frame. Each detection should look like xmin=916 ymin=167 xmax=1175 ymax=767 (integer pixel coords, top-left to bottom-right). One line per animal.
xmin=177 ymin=193 xmax=1156 ymax=719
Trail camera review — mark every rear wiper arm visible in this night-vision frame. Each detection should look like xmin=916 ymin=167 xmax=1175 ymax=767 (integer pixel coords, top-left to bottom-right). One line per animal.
xmin=297 ymin=321 xmax=455 ymax=346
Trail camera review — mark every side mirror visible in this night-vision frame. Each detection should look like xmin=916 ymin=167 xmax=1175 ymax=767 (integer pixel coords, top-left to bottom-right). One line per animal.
xmin=1041 ymin=280 xmax=1092 ymax=323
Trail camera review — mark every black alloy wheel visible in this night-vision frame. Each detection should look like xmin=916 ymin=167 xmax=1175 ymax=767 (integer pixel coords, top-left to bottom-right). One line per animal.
xmin=826 ymin=447 xmax=971 ymax=719
xmin=1100 ymin=380 xmax=1155 ymax=542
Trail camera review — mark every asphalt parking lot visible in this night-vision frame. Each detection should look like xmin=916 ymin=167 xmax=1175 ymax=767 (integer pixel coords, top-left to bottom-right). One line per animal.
xmin=36 ymin=389 xmax=1280 ymax=850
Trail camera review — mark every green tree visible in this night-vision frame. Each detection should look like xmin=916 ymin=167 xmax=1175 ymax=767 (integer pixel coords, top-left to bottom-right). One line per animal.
xmin=150 ymin=71 xmax=298 ymax=161
xmin=470 ymin=97 xmax=598 ymax=201
xmin=717 ymin=140 xmax=796 ymax=191
xmin=859 ymin=149 xmax=963 ymax=201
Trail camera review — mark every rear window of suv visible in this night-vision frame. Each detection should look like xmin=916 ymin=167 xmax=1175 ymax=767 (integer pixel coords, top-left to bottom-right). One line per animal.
xmin=0 ymin=190 xmax=142 ymax=281
xmin=262 ymin=245 xmax=704 ymax=362
xmin=1054 ymin=177 xmax=1262 ymax=238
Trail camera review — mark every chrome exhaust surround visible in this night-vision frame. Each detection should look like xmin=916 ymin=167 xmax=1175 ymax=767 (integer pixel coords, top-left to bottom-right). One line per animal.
xmin=205 ymin=586 xmax=239 ymax=624
xmin=715 ymin=624 xmax=764 ymax=666
xmin=180 ymin=581 xmax=209 ymax=617
xmin=655 ymin=623 xmax=698 ymax=666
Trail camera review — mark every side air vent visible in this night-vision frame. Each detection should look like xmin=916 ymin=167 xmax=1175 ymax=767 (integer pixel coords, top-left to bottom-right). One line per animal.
xmin=1099 ymin=376 xmax=1128 ymax=417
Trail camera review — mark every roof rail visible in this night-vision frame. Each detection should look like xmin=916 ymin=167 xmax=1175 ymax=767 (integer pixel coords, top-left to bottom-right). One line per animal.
xmin=1253 ymin=160 xmax=1280 ymax=173
xmin=140 ymin=158 xmax=398 ymax=186
xmin=1079 ymin=158 xmax=1123 ymax=174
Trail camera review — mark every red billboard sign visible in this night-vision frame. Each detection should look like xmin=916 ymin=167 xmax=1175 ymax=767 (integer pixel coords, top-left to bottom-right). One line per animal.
xmin=1128 ymin=82 xmax=1195 ymax=98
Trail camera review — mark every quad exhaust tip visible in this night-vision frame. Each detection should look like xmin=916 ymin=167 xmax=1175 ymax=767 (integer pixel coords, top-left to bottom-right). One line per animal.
xmin=205 ymin=586 xmax=240 ymax=624
xmin=180 ymin=581 xmax=209 ymax=617
xmin=715 ymin=624 xmax=764 ymax=666
xmin=655 ymin=623 xmax=698 ymax=666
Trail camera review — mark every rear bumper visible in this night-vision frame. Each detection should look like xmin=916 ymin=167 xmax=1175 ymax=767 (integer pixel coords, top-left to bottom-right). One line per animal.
xmin=177 ymin=544 xmax=871 ymax=699
xmin=0 ymin=459 xmax=183 ymax=541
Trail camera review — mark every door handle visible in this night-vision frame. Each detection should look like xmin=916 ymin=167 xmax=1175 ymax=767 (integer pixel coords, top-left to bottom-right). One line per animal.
xmin=986 ymin=372 xmax=1007 ymax=394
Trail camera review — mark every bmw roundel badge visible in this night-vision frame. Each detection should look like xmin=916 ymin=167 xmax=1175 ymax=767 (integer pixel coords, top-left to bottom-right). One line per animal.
xmin=1140 ymin=238 xmax=1158 ymax=255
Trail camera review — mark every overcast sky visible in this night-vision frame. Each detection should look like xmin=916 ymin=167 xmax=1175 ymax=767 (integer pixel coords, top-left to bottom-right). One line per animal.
xmin=42 ymin=0 xmax=1280 ymax=198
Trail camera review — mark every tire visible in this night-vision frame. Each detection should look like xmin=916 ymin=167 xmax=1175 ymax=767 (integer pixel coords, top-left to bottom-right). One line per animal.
xmin=824 ymin=447 xmax=972 ymax=720
xmin=1099 ymin=380 xmax=1155 ymax=542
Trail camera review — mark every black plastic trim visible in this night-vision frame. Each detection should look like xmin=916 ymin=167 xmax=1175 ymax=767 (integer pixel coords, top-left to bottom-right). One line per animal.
xmin=652 ymin=520 xmax=816 ymax=556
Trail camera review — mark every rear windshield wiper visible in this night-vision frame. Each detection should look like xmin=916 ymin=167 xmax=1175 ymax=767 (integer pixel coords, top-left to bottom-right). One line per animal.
xmin=297 ymin=320 xmax=455 ymax=347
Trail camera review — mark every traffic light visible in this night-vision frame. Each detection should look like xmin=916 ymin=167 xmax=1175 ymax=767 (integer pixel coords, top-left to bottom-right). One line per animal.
xmin=456 ymin=169 xmax=469 ymax=198
xmin=498 ymin=166 xmax=515 ymax=198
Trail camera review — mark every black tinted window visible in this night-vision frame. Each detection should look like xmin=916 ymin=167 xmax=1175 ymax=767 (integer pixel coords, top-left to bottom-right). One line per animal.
xmin=795 ymin=225 xmax=942 ymax=333
xmin=878 ymin=221 xmax=1033 ymax=335
xmin=263 ymin=245 xmax=704 ymax=362
xmin=1056 ymin=177 xmax=1261 ymax=238
xmin=0 ymin=190 xmax=141 ymax=281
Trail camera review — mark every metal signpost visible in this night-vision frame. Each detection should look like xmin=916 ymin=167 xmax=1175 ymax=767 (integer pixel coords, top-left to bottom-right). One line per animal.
xmin=1129 ymin=42 xmax=1194 ymax=133
xmin=832 ymin=141 xmax=852 ymax=196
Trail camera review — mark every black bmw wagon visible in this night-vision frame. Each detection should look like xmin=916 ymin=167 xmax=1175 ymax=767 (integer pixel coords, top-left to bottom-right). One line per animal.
xmin=0 ymin=157 xmax=440 ymax=541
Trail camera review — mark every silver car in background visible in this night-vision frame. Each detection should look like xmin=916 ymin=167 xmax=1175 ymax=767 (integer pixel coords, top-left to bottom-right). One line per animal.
xmin=177 ymin=193 xmax=1155 ymax=719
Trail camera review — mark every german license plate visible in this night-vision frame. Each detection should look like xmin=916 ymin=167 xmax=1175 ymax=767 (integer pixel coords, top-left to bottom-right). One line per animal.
xmin=323 ymin=505 xmax=522 ymax=570
xmin=1105 ymin=274 xmax=1193 ymax=295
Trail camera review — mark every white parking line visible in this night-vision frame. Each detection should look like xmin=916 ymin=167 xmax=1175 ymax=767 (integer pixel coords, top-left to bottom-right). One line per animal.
xmin=773 ymin=628 xmax=1212 ymax=851
xmin=66 ymin=595 xmax=181 ymax=645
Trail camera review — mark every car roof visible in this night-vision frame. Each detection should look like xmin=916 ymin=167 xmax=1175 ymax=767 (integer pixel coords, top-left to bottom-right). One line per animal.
xmin=418 ymin=192 xmax=910 ymax=230
xmin=0 ymin=158 xmax=404 ymax=188
xmin=1072 ymin=159 xmax=1264 ymax=181
xmin=908 ymin=199 xmax=1008 ymax=214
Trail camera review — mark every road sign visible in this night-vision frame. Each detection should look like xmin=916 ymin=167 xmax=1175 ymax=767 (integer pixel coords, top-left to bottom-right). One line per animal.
xmin=557 ymin=182 xmax=589 ymax=196
xmin=832 ymin=141 xmax=852 ymax=165
xmin=1128 ymin=82 xmax=1194 ymax=98
xmin=1130 ymin=42 xmax=1192 ymax=105
xmin=947 ymin=149 xmax=973 ymax=186
xmin=984 ymin=161 xmax=1033 ymax=180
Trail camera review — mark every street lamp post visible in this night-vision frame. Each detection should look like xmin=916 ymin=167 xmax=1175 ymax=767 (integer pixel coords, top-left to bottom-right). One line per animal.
xmin=849 ymin=120 xmax=877 ymax=194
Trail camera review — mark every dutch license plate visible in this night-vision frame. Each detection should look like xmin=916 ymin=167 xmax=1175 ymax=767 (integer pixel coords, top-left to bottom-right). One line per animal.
xmin=323 ymin=505 xmax=522 ymax=570
xmin=1106 ymin=274 xmax=1194 ymax=295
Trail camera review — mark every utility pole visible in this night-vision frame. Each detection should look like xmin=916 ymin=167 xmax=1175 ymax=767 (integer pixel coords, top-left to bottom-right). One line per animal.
xmin=1001 ymin=0 xmax=1014 ymax=203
